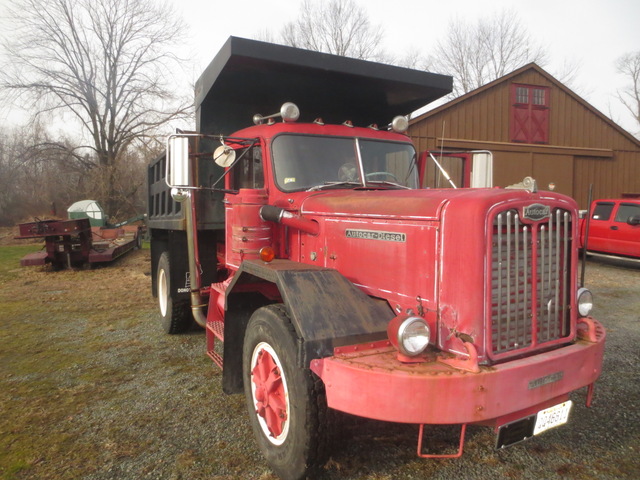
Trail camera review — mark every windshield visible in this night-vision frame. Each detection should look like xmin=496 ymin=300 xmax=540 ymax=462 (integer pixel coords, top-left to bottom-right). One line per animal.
xmin=271 ymin=134 xmax=418 ymax=192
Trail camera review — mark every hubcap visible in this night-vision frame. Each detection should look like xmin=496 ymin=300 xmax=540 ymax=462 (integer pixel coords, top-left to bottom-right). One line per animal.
xmin=158 ymin=268 xmax=168 ymax=316
xmin=250 ymin=342 xmax=290 ymax=445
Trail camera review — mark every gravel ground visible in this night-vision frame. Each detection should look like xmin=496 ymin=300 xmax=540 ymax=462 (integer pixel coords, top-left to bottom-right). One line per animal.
xmin=1 ymin=248 xmax=639 ymax=480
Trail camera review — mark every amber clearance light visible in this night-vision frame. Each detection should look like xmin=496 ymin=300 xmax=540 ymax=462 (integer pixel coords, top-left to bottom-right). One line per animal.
xmin=259 ymin=246 xmax=276 ymax=262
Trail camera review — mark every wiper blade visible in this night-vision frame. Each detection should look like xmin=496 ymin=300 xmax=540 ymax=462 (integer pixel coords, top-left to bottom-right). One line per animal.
xmin=307 ymin=181 xmax=362 ymax=191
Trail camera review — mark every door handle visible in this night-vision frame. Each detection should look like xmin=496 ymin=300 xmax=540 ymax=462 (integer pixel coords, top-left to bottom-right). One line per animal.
xmin=610 ymin=226 xmax=618 ymax=230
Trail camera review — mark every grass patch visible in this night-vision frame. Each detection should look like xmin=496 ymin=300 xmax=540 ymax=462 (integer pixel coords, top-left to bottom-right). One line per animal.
xmin=0 ymin=245 xmax=42 ymax=280
xmin=0 ymin=246 xmax=158 ymax=479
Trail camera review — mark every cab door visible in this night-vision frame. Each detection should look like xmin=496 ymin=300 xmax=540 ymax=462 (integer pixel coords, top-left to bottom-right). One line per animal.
xmin=610 ymin=202 xmax=640 ymax=257
xmin=586 ymin=201 xmax=616 ymax=253
xmin=224 ymin=144 xmax=272 ymax=269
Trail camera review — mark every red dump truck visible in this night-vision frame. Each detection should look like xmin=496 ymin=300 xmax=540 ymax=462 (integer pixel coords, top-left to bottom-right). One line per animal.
xmin=147 ymin=37 xmax=605 ymax=480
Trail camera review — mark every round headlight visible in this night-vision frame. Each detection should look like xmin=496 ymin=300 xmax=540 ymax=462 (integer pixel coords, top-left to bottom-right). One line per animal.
xmin=577 ymin=287 xmax=593 ymax=317
xmin=388 ymin=315 xmax=430 ymax=356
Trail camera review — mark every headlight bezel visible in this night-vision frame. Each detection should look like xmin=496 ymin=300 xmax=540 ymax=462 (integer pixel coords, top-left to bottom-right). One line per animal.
xmin=577 ymin=287 xmax=593 ymax=317
xmin=388 ymin=315 xmax=431 ymax=357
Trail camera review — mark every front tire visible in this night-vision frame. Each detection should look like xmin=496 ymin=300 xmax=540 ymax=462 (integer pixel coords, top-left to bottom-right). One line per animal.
xmin=243 ymin=304 xmax=329 ymax=480
xmin=157 ymin=251 xmax=191 ymax=334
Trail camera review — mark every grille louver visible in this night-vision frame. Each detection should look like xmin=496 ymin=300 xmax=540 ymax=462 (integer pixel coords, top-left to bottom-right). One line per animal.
xmin=490 ymin=208 xmax=572 ymax=357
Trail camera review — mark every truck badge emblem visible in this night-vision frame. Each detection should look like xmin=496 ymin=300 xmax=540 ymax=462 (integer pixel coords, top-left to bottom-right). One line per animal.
xmin=523 ymin=204 xmax=550 ymax=221
xmin=528 ymin=371 xmax=564 ymax=390
xmin=345 ymin=229 xmax=406 ymax=242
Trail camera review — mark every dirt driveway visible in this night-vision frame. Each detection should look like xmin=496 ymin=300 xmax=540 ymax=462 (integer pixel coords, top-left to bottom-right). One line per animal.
xmin=1 ymin=247 xmax=639 ymax=480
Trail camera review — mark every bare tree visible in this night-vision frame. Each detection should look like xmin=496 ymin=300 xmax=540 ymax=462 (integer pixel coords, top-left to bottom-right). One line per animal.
xmin=431 ymin=10 xmax=548 ymax=97
xmin=0 ymin=120 xmax=154 ymax=225
xmin=0 ymin=123 xmax=89 ymax=224
xmin=616 ymin=51 xmax=640 ymax=134
xmin=279 ymin=0 xmax=385 ymax=61
xmin=393 ymin=47 xmax=434 ymax=71
xmin=0 ymin=0 xmax=191 ymax=215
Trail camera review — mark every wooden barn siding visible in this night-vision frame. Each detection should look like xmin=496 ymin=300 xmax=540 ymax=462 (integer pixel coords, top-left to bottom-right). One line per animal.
xmin=575 ymin=151 xmax=640 ymax=205
xmin=410 ymin=81 xmax=514 ymax=152
xmin=409 ymin=68 xmax=640 ymax=208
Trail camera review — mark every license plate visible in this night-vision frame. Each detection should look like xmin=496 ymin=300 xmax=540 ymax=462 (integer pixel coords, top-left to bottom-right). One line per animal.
xmin=533 ymin=400 xmax=572 ymax=435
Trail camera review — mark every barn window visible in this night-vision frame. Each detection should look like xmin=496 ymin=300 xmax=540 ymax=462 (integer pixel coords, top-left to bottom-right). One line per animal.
xmin=510 ymin=83 xmax=550 ymax=144
xmin=515 ymin=86 xmax=529 ymax=104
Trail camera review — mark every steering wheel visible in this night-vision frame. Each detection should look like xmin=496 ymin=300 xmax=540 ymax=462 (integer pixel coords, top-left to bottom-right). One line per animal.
xmin=365 ymin=171 xmax=399 ymax=182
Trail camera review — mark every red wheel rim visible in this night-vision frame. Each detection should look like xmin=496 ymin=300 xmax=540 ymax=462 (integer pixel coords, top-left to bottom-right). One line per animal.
xmin=251 ymin=342 xmax=290 ymax=444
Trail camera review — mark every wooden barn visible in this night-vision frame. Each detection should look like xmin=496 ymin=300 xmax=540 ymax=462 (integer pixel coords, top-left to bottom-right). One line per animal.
xmin=408 ymin=63 xmax=640 ymax=208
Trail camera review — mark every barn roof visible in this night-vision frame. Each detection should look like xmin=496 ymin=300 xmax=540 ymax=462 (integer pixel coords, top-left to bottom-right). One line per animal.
xmin=410 ymin=62 xmax=640 ymax=148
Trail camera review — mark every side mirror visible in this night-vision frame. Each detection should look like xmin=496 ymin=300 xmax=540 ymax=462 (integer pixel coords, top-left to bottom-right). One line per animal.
xmin=214 ymin=144 xmax=236 ymax=167
xmin=628 ymin=215 xmax=640 ymax=226
xmin=166 ymin=135 xmax=190 ymax=187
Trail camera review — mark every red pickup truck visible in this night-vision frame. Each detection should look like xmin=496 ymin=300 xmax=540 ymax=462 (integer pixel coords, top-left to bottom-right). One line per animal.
xmin=580 ymin=199 xmax=640 ymax=259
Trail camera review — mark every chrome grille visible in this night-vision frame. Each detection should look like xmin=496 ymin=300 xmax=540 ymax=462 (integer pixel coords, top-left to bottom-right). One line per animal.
xmin=490 ymin=208 xmax=572 ymax=356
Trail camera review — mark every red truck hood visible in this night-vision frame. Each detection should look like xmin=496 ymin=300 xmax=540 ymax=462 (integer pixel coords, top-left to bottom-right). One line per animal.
xmin=299 ymin=188 xmax=558 ymax=220
xmin=301 ymin=189 xmax=447 ymax=220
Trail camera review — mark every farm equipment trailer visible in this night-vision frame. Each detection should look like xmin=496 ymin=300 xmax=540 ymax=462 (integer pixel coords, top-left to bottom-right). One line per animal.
xmin=148 ymin=37 xmax=605 ymax=480
xmin=17 ymin=214 xmax=143 ymax=269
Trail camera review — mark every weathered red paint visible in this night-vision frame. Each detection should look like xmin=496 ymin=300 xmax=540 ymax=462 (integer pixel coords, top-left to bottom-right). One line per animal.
xmin=151 ymin=38 xmax=608 ymax=471
xmin=310 ymin=319 xmax=604 ymax=425
xmin=224 ymin=189 xmax=272 ymax=269
xmin=209 ymin=120 xmax=605 ymax=430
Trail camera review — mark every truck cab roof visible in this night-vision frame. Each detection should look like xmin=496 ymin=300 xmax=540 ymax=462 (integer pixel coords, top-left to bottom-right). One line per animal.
xmin=231 ymin=120 xmax=414 ymax=143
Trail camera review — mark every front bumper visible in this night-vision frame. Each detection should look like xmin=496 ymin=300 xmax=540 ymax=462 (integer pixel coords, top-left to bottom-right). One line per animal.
xmin=310 ymin=319 xmax=605 ymax=425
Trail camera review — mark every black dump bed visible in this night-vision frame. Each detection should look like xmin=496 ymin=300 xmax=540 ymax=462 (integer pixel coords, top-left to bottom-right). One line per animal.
xmin=195 ymin=36 xmax=452 ymax=134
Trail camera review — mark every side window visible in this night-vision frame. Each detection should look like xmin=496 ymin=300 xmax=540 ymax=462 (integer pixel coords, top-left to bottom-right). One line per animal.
xmin=614 ymin=203 xmax=640 ymax=223
xmin=232 ymin=146 xmax=264 ymax=190
xmin=591 ymin=202 xmax=614 ymax=221
xmin=423 ymin=155 xmax=465 ymax=189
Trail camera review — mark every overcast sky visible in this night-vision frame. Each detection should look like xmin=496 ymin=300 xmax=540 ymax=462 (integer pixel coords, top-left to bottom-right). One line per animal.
xmin=175 ymin=0 xmax=640 ymax=135
xmin=1 ymin=0 xmax=638 ymax=135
